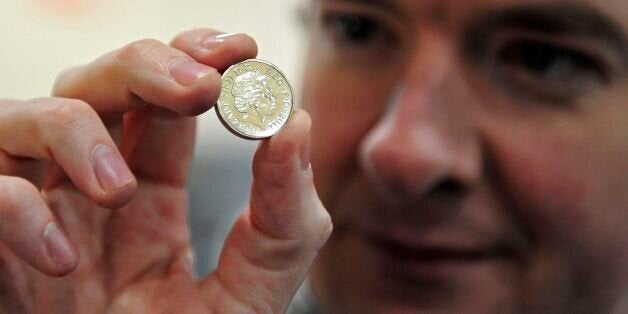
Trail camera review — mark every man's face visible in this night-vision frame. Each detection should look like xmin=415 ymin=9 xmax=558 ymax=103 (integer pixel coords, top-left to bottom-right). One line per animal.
xmin=301 ymin=0 xmax=628 ymax=313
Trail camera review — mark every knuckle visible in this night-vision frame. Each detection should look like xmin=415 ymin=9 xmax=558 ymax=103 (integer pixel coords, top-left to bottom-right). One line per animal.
xmin=251 ymin=179 xmax=289 ymax=213
xmin=51 ymin=66 xmax=82 ymax=97
xmin=37 ymin=98 xmax=97 ymax=129
xmin=169 ymin=33 xmax=184 ymax=46
xmin=117 ymin=38 xmax=165 ymax=61
xmin=169 ymin=30 xmax=194 ymax=47
xmin=254 ymin=161 xmax=292 ymax=192
xmin=0 ymin=177 xmax=36 ymax=221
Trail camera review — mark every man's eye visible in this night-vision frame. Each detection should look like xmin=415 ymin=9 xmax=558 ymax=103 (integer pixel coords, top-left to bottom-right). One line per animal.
xmin=493 ymin=39 xmax=608 ymax=102
xmin=499 ymin=40 xmax=605 ymax=81
xmin=322 ymin=13 xmax=385 ymax=46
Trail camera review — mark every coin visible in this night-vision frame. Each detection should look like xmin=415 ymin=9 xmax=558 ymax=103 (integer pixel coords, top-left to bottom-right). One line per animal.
xmin=216 ymin=59 xmax=294 ymax=140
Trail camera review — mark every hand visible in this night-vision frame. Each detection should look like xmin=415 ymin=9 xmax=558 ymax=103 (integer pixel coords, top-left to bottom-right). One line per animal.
xmin=0 ymin=29 xmax=332 ymax=313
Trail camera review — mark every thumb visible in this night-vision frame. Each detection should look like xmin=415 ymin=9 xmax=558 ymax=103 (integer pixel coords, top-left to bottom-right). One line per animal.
xmin=200 ymin=109 xmax=332 ymax=313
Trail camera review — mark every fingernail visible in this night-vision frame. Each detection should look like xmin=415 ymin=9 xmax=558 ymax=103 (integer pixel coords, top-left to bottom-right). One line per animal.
xmin=205 ymin=33 xmax=240 ymax=50
xmin=299 ymin=135 xmax=311 ymax=172
xmin=92 ymin=144 xmax=134 ymax=193
xmin=44 ymin=223 xmax=75 ymax=268
xmin=168 ymin=58 xmax=215 ymax=86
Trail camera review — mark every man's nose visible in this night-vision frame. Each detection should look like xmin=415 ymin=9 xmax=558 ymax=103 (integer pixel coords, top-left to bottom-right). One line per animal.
xmin=359 ymin=34 xmax=482 ymax=201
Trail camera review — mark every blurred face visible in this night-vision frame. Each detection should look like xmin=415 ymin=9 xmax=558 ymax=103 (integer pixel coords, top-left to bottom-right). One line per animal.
xmin=301 ymin=0 xmax=628 ymax=313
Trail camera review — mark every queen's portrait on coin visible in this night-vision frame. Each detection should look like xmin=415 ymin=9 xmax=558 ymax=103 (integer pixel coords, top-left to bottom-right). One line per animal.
xmin=231 ymin=70 xmax=277 ymax=130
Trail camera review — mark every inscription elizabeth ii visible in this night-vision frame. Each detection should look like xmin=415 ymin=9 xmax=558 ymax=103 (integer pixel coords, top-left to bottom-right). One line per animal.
xmin=217 ymin=59 xmax=294 ymax=140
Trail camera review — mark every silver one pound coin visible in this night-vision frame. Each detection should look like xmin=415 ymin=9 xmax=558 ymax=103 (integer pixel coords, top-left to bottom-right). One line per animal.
xmin=216 ymin=59 xmax=294 ymax=140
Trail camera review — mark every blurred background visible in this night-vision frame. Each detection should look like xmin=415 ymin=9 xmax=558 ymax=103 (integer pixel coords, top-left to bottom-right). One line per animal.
xmin=0 ymin=0 xmax=307 ymax=276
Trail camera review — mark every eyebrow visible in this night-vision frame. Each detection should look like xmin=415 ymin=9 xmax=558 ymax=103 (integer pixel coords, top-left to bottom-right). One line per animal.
xmin=320 ymin=0 xmax=400 ymax=14
xmin=464 ymin=3 xmax=628 ymax=65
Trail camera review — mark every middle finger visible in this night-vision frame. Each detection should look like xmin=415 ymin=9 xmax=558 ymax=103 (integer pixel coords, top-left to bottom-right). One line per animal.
xmin=0 ymin=98 xmax=136 ymax=208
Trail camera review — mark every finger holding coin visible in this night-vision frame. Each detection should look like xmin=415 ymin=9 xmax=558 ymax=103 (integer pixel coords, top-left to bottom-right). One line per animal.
xmin=170 ymin=29 xmax=294 ymax=139
xmin=171 ymin=30 xmax=326 ymax=313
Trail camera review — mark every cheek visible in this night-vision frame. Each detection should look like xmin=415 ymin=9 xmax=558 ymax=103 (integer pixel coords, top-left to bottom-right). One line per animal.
xmin=490 ymin=134 xmax=590 ymax=234
xmin=485 ymin=114 xmax=628 ymax=288
xmin=301 ymin=58 xmax=397 ymax=206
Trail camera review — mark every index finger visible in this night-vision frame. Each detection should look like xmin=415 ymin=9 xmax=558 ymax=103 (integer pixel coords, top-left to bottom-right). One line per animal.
xmin=52 ymin=32 xmax=254 ymax=119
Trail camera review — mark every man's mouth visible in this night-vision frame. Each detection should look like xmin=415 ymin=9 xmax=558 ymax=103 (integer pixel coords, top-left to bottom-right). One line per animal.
xmin=358 ymin=225 xmax=521 ymax=283
xmin=366 ymin=233 xmax=516 ymax=263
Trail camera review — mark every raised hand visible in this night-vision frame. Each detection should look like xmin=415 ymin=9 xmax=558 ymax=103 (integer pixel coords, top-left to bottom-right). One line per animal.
xmin=0 ymin=29 xmax=331 ymax=313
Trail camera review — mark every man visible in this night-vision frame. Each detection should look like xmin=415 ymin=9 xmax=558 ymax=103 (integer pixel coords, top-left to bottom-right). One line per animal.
xmin=300 ymin=1 xmax=628 ymax=313
xmin=0 ymin=1 xmax=627 ymax=313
